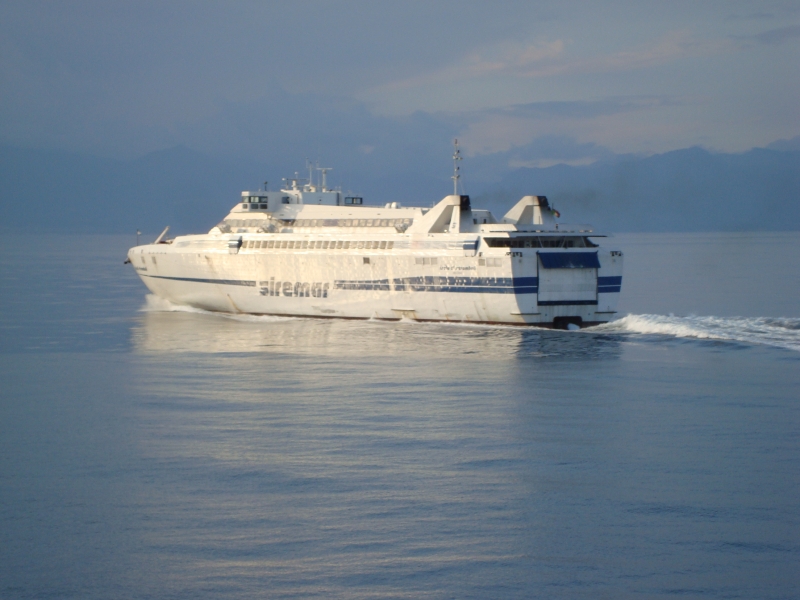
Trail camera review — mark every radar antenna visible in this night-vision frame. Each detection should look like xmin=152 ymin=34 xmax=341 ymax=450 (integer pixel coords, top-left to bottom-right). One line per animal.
xmin=452 ymin=138 xmax=462 ymax=196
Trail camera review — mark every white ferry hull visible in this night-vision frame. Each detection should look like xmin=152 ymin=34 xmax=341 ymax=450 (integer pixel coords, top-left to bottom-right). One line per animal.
xmin=130 ymin=235 xmax=622 ymax=327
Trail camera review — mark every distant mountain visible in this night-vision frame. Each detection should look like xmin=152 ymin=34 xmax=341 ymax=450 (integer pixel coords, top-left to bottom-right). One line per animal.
xmin=0 ymin=145 xmax=268 ymax=235
xmin=472 ymin=146 xmax=800 ymax=232
xmin=1 ymin=143 xmax=798 ymax=234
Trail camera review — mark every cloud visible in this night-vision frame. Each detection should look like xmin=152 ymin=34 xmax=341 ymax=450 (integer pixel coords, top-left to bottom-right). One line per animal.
xmin=749 ymin=24 xmax=800 ymax=45
xmin=460 ymin=135 xmax=616 ymax=182
xmin=373 ymin=39 xmax=566 ymax=93
xmin=537 ymin=31 xmax=733 ymax=78
xmin=486 ymin=96 xmax=678 ymax=120
xmin=451 ymin=96 xmax=679 ymax=156
xmin=371 ymin=30 xmax=729 ymax=98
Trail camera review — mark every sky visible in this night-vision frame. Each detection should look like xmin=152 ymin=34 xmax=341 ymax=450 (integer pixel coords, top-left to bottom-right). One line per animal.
xmin=1 ymin=0 xmax=799 ymax=170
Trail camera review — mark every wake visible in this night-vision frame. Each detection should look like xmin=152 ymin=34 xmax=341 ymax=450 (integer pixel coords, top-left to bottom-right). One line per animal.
xmin=141 ymin=294 xmax=295 ymax=323
xmin=590 ymin=314 xmax=800 ymax=352
xmin=142 ymin=295 xmax=800 ymax=351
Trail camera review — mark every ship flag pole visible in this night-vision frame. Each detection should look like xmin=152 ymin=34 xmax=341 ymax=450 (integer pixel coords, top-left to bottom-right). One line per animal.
xmin=452 ymin=138 xmax=462 ymax=196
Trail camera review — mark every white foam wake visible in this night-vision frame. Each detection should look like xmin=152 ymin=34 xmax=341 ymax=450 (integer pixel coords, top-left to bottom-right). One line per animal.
xmin=590 ymin=314 xmax=800 ymax=352
xmin=140 ymin=294 xmax=294 ymax=323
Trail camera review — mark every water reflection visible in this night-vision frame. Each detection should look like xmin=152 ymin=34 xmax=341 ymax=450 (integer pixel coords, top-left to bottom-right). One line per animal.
xmin=132 ymin=303 xmax=623 ymax=361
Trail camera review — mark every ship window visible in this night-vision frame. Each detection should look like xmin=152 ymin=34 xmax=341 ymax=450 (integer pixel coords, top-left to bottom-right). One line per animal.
xmin=473 ymin=219 xmax=478 ymax=225
xmin=363 ymin=257 xmax=370 ymax=264
xmin=301 ymin=241 xmax=308 ymax=249
xmin=387 ymin=241 xmax=394 ymax=249
xmin=345 ymin=196 xmax=363 ymax=205
xmin=479 ymin=258 xmax=486 ymax=266
xmin=282 ymin=196 xmax=291 ymax=204
xmin=343 ymin=241 xmax=351 ymax=249
xmin=267 ymin=240 xmax=274 ymax=248
xmin=415 ymin=257 xmax=437 ymax=266
xmin=379 ymin=241 xmax=387 ymax=249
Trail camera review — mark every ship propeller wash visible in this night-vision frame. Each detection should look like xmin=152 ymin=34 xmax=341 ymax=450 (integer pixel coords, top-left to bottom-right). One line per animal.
xmin=128 ymin=145 xmax=623 ymax=328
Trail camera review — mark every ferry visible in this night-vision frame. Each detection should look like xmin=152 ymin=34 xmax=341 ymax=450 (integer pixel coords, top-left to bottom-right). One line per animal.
xmin=127 ymin=144 xmax=623 ymax=328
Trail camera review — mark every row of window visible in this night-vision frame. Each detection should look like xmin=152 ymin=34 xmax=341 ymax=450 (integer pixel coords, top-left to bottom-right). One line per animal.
xmin=242 ymin=239 xmax=397 ymax=250
xmin=484 ymin=236 xmax=598 ymax=248
xmin=224 ymin=217 xmax=414 ymax=229
xmin=478 ymin=258 xmax=503 ymax=267
xmin=415 ymin=257 xmax=438 ymax=265
xmin=225 ymin=219 xmax=268 ymax=228
xmin=290 ymin=218 xmax=413 ymax=228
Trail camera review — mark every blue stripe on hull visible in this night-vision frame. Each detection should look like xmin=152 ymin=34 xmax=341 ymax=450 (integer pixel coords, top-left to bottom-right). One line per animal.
xmin=142 ymin=274 xmax=621 ymax=300
xmin=390 ymin=276 xmax=538 ymax=294
xmin=597 ymin=276 xmax=622 ymax=285
xmin=335 ymin=279 xmax=392 ymax=291
xmin=143 ymin=274 xmax=256 ymax=286
xmin=538 ymin=300 xmax=599 ymax=306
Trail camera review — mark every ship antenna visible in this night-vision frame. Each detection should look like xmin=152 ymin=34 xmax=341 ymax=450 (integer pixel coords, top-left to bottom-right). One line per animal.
xmin=452 ymin=138 xmax=462 ymax=196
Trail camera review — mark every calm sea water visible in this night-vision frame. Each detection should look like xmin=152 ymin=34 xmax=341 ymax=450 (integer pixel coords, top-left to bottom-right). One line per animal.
xmin=1 ymin=232 xmax=799 ymax=599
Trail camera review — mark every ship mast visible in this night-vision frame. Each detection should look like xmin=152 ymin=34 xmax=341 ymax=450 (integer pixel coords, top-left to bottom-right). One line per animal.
xmin=452 ymin=138 xmax=462 ymax=196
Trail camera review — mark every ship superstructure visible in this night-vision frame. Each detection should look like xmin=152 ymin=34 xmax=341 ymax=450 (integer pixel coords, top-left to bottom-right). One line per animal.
xmin=128 ymin=154 xmax=623 ymax=328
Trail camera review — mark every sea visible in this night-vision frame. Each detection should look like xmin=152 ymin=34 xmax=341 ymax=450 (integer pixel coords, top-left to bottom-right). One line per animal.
xmin=1 ymin=232 xmax=798 ymax=599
